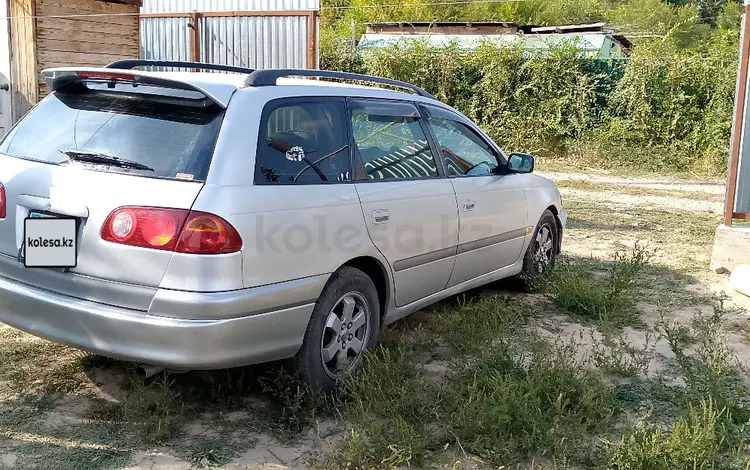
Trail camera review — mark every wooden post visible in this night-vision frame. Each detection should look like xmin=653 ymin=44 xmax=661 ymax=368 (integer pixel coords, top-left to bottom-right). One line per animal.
xmin=725 ymin=4 xmax=750 ymax=227
xmin=308 ymin=10 xmax=317 ymax=69
xmin=189 ymin=11 xmax=201 ymax=64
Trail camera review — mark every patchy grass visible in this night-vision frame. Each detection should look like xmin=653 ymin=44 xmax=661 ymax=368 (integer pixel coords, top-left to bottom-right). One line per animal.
xmin=89 ymin=374 xmax=184 ymax=445
xmin=323 ymin=296 xmax=623 ymax=469
xmin=0 ymin=330 xmax=91 ymax=395
xmin=564 ymin=200 xmax=720 ymax=250
xmin=659 ymin=300 xmax=750 ymax=433
xmin=0 ymin=396 xmax=131 ymax=470
xmin=606 ymin=300 xmax=750 ymax=470
xmin=186 ymin=437 xmax=242 ymax=468
xmin=590 ymin=328 xmax=656 ymax=378
xmin=555 ymin=179 xmax=725 ymax=203
xmin=437 ymin=296 xmax=533 ymax=356
xmin=607 ymin=398 xmax=742 ymax=470
xmin=543 ymin=243 xmax=652 ymax=327
xmin=257 ymin=368 xmax=336 ymax=440
xmin=444 ymin=337 xmax=618 ymax=466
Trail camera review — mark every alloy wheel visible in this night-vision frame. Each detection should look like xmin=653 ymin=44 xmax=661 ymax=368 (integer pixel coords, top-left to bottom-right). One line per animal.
xmin=320 ymin=292 xmax=370 ymax=379
xmin=533 ymin=223 xmax=555 ymax=272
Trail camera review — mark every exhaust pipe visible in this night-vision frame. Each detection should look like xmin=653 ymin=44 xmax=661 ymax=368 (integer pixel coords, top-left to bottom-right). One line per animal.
xmin=137 ymin=364 xmax=164 ymax=379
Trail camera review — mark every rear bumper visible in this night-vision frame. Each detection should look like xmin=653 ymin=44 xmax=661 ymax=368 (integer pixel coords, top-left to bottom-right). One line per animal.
xmin=0 ymin=274 xmax=328 ymax=369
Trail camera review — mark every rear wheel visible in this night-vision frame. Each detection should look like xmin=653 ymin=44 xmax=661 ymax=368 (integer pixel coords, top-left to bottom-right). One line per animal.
xmin=517 ymin=210 xmax=559 ymax=291
xmin=294 ymin=266 xmax=380 ymax=391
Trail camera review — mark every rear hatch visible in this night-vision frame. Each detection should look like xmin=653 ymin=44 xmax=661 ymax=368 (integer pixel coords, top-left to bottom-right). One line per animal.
xmin=0 ymin=70 xmax=229 ymax=310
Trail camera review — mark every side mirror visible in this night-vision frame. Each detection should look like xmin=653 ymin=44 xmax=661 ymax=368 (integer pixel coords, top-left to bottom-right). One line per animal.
xmin=507 ymin=152 xmax=535 ymax=174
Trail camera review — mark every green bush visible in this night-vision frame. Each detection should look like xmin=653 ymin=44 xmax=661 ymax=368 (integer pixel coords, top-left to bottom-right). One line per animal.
xmin=320 ymin=26 xmax=739 ymax=175
xmin=590 ymin=35 xmax=738 ymax=174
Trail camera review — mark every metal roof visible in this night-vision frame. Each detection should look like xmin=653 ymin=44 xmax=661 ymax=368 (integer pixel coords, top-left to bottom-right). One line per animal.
xmin=365 ymin=21 xmax=519 ymax=28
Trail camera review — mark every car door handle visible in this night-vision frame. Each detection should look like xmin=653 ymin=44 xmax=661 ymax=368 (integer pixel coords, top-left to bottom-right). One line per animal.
xmin=463 ymin=200 xmax=476 ymax=211
xmin=372 ymin=210 xmax=390 ymax=224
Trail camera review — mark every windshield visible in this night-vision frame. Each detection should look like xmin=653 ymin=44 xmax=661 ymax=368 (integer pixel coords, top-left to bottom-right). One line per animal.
xmin=0 ymin=81 xmax=226 ymax=181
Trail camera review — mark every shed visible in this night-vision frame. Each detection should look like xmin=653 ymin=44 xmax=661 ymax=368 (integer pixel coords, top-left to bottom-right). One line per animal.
xmin=0 ymin=0 xmax=141 ymax=128
xmin=357 ymin=32 xmax=629 ymax=59
xmin=139 ymin=0 xmax=319 ymax=72
xmin=365 ymin=21 xmax=519 ymax=35
xmin=360 ymin=21 xmax=631 ymax=58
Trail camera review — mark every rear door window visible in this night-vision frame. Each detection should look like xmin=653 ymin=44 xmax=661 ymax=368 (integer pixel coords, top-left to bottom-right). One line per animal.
xmin=255 ymin=98 xmax=350 ymax=185
xmin=0 ymin=81 xmax=225 ymax=181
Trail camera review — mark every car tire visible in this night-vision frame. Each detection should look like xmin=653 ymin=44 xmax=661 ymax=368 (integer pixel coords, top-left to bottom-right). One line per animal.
xmin=294 ymin=266 xmax=380 ymax=391
xmin=517 ymin=209 xmax=559 ymax=292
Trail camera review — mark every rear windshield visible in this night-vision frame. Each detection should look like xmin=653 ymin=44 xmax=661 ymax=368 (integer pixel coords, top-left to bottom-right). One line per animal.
xmin=0 ymin=81 xmax=225 ymax=181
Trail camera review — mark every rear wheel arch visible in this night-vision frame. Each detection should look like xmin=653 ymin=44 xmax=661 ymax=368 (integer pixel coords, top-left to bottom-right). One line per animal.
xmin=339 ymin=256 xmax=390 ymax=323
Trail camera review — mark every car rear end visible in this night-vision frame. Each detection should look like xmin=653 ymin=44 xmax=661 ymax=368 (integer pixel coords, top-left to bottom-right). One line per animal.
xmin=0 ymin=68 xmax=311 ymax=369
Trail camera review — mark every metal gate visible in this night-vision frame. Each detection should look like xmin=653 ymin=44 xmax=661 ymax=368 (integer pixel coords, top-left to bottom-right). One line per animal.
xmin=140 ymin=0 xmax=319 ymax=70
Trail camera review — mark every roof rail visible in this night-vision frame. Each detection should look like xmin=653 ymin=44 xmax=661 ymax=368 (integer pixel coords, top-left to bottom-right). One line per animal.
xmin=105 ymin=60 xmax=256 ymax=75
xmin=243 ymin=69 xmax=435 ymax=99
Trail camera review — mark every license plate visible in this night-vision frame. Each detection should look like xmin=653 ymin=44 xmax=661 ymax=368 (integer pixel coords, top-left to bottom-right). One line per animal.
xmin=22 ymin=216 xmax=78 ymax=268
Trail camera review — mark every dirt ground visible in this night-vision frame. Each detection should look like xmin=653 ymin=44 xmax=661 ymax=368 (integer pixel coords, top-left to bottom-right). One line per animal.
xmin=0 ymin=169 xmax=747 ymax=470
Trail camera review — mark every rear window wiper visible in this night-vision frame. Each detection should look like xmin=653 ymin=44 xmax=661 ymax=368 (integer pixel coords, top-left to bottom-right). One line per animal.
xmin=59 ymin=149 xmax=154 ymax=172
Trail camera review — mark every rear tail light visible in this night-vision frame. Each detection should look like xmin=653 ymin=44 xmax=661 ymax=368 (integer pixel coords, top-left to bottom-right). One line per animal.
xmin=0 ymin=183 xmax=5 ymax=219
xmin=101 ymin=207 xmax=242 ymax=254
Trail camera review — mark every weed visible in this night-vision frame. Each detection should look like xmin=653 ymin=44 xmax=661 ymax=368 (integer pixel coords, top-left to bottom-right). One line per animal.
xmin=658 ymin=300 xmax=750 ymax=440
xmin=187 ymin=437 xmax=240 ymax=468
xmin=590 ymin=328 xmax=656 ymax=377
xmin=313 ymin=429 xmax=378 ymax=470
xmin=543 ymin=243 xmax=652 ymax=327
xmin=91 ymin=373 xmax=184 ymax=445
xmin=258 ymin=367 xmax=334 ymax=440
xmin=438 ymin=296 xmax=532 ymax=356
xmin=607 ymin=397 xmax=744 ymax=469
xmin=445 ymin=336 xmax=618 ymax=466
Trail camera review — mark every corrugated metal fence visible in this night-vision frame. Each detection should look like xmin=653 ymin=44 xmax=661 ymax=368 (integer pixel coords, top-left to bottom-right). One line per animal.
xmin=140 ymin=0 xmax=319 ymax=70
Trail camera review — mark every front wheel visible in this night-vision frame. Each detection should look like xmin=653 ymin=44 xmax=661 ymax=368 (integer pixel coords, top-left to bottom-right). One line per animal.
xmin=517 ymin=210 xmax=559 ymax=291
xmin=294 ymin=266 xmax=380 ymax=391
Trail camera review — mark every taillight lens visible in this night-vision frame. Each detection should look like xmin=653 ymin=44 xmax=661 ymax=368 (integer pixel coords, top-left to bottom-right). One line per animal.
xmin=101 ymin=207 xmax=242 ymax=254
xmin=175 ymin=213 xmax=243 ymax=254
xmin=0 ymin=183 xmax=5 ymax=219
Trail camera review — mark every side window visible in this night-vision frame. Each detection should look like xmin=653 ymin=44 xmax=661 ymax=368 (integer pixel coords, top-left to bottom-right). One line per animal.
xmin=255 ymin=99 xmax=350 ymax=185
xmin=425 ymin=110 xmax=500 ymax=177
xmin=349 ymin=100 xmax=439 ymax=181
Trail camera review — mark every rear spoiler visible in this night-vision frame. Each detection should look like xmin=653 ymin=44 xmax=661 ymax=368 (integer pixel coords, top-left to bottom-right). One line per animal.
xmin=40 ymin=68 xmax=231 ymax=108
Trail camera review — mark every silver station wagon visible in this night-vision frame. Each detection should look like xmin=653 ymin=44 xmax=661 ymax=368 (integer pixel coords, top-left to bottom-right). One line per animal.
xmin=0 ymin=60 xmax=566 ymax=390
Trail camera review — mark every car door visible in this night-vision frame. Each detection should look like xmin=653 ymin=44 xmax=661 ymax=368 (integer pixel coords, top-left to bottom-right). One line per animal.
xmin=350 ymin=99 xmax=459 ymax=307
xmin=421 ymin=104 xmax=528 ymax=288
